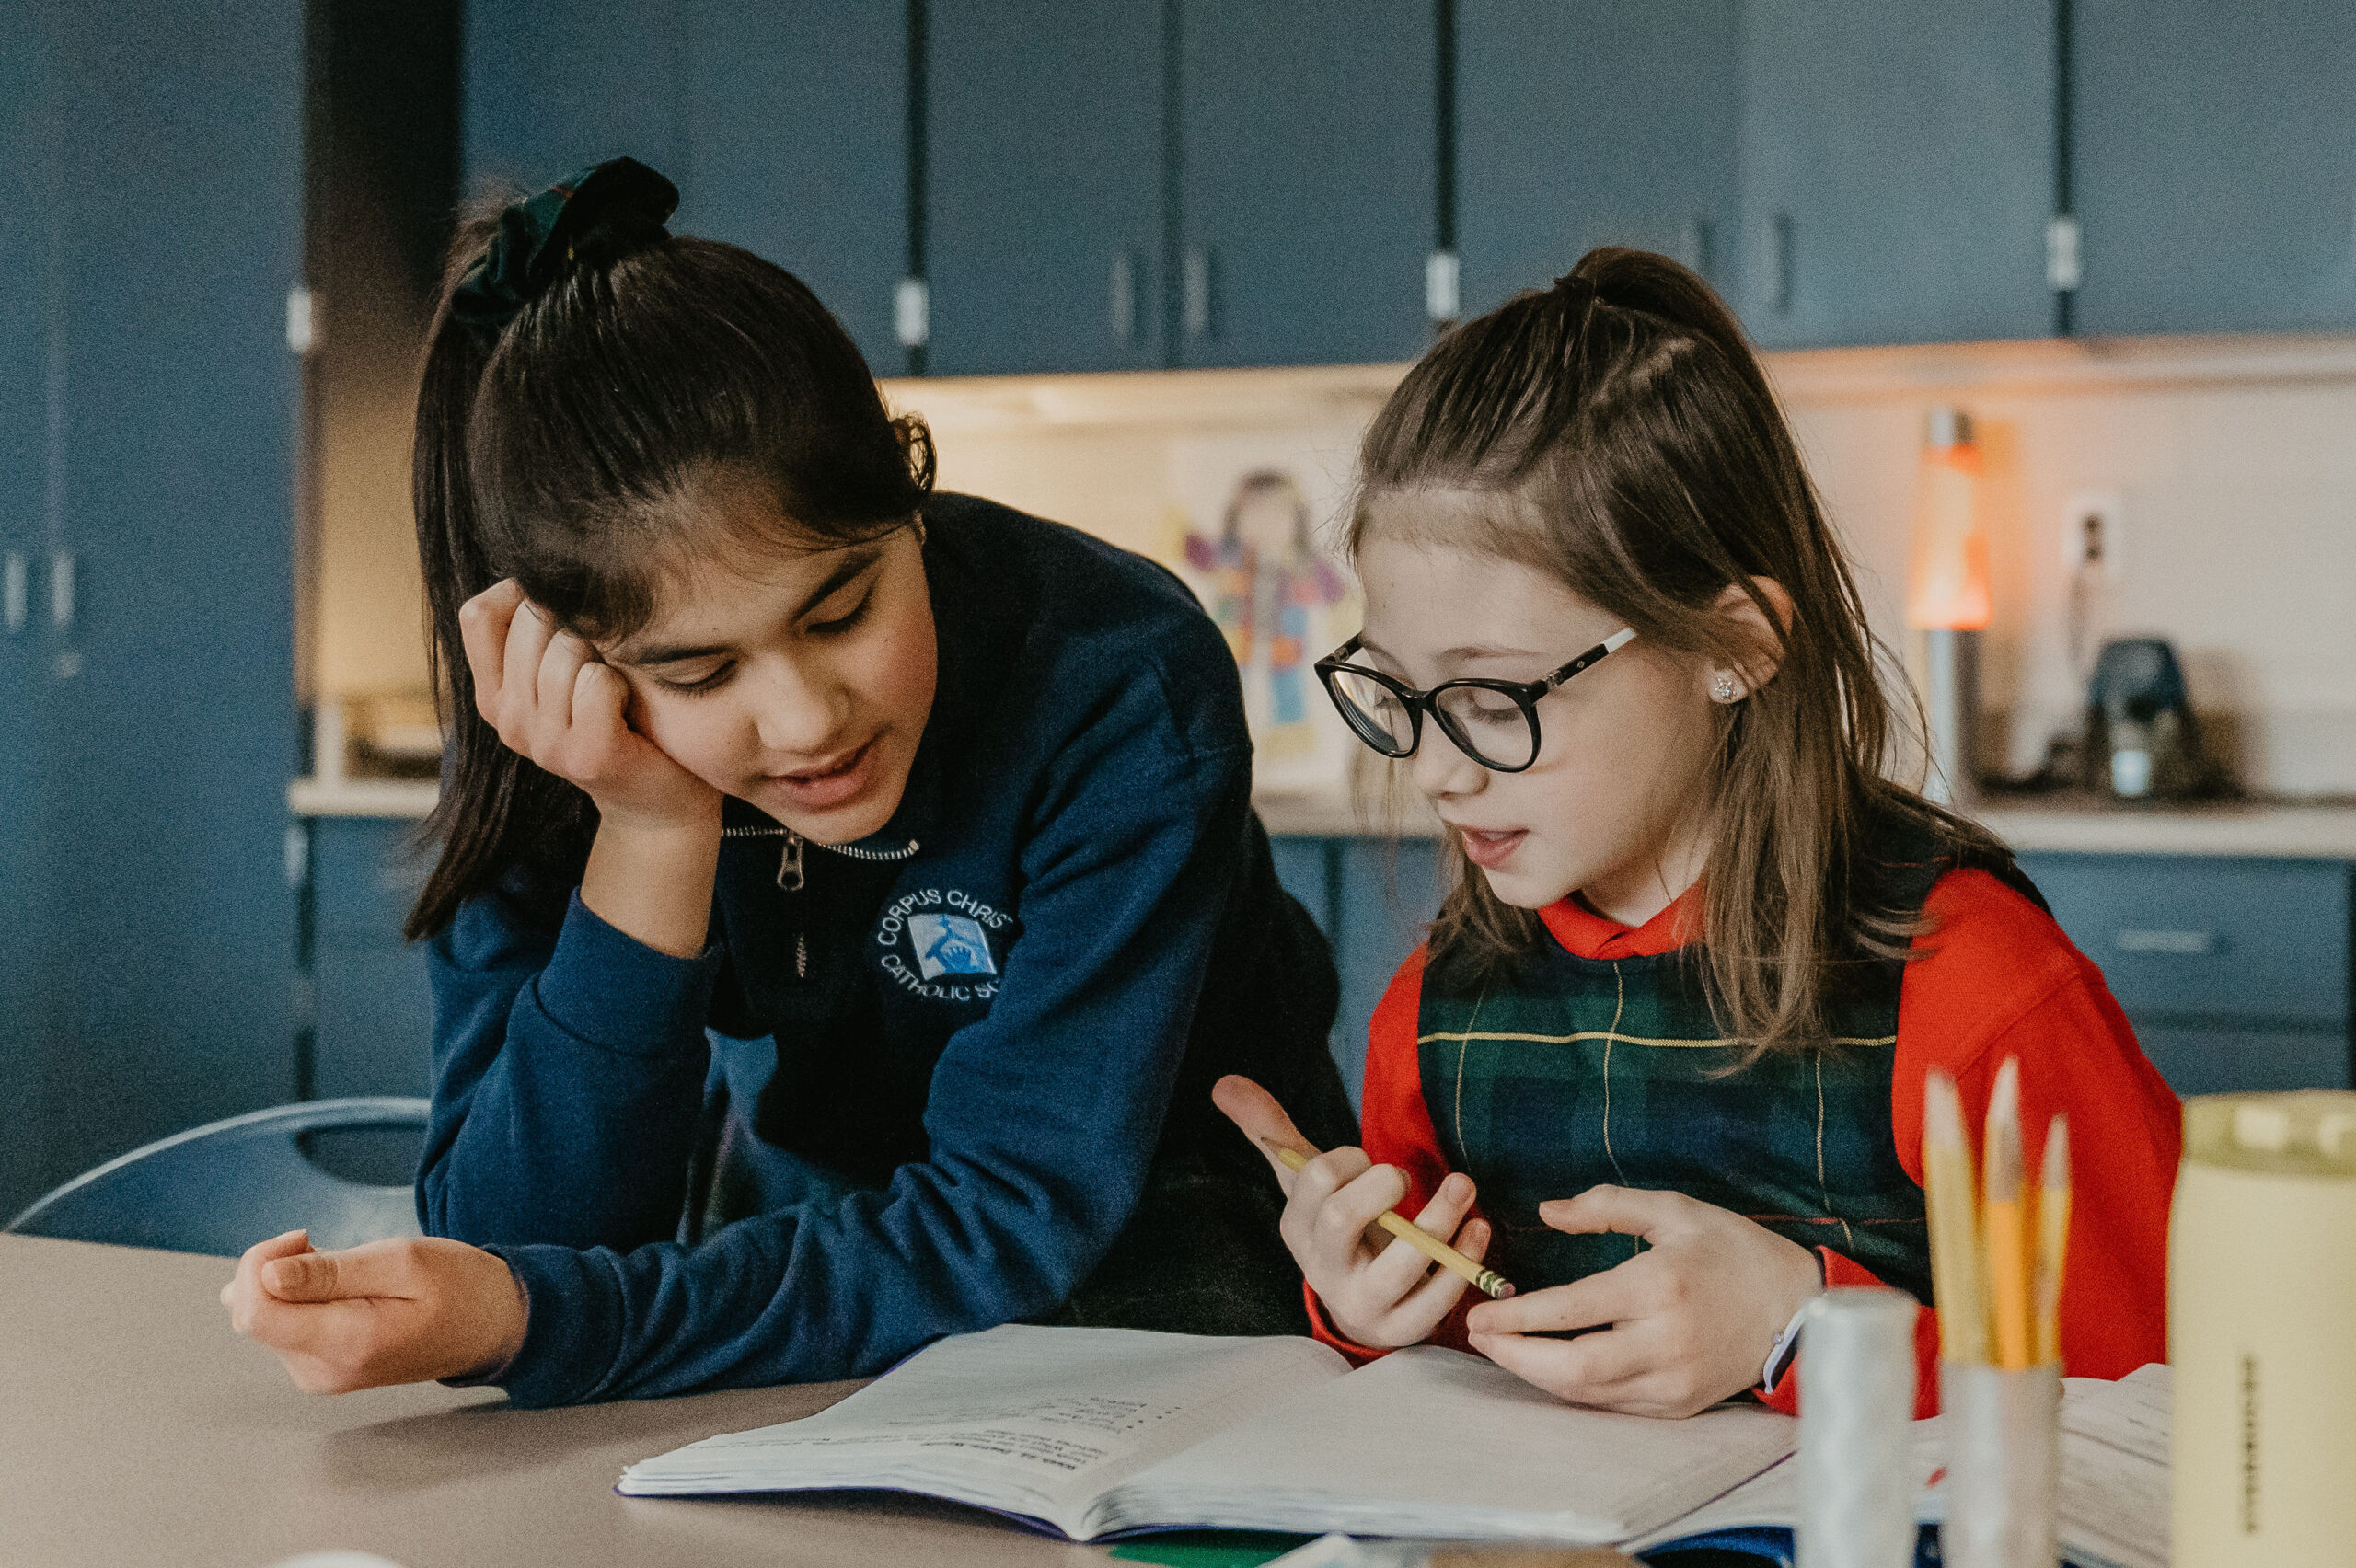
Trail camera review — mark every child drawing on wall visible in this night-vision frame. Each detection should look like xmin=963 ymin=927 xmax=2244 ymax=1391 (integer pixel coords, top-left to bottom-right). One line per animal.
xmin=1186 ymin=469 xmax=1347 ymax=760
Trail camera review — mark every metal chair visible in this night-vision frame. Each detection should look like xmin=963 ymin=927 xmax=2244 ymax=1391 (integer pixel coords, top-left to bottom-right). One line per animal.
xmin=4 ymin=1097 xmax=430 ymax=1257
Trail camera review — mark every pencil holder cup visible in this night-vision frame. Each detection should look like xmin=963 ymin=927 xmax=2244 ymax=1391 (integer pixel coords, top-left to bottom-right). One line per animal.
xmin=1937 ymin=1362 xmax=2060 ymax=1568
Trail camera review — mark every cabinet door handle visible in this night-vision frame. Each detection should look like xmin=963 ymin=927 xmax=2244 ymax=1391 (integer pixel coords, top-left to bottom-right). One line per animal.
xmin=49 ymin=549 xmax=75 ymax=631
xmin=1110 ymin=251 xmax=1138 ymax=344
xmin=2046 ymin=214 xmax=2083 ymax=292
xmin=1183 ymin=245 xmax=1214 ymax=339
xmin=1681 ymin=216 xmax=1717 ymax=282
xmin=894 ymin=278 xmax=930 ymax=350
xmin=1425 ymin=248 xmax=1460 ymax=324
xmin=3 ymin=551 xmax=24 ymax=634
xmin=2115 ymin=928 xmax=2220 ymax=955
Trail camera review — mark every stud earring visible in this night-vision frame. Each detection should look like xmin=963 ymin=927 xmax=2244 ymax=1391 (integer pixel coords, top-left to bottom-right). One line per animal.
xmin=1711 ymin=672 xmax=1741 ymax=704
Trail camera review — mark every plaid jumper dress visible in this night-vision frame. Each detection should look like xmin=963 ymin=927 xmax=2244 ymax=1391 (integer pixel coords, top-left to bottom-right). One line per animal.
xmin=1415 ymin=823 xmax=2043 ymax=1306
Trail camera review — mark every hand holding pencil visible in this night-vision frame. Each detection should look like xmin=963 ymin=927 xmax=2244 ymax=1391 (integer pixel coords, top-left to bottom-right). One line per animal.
xmin=1214 ymin=1075 xmax=1511 ymax=1349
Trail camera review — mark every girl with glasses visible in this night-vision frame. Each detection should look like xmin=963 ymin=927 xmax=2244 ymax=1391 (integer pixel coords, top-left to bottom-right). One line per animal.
xmin=220 ymin=162 xmax=1354 ymax=1403
xmin=1219 ymin=248 xmax=2180 ymax=1421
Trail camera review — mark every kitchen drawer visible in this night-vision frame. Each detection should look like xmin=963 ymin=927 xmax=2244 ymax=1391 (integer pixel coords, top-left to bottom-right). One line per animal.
xmin=2014 ymin=853 xmax=2351 ymax=1028
xmin=2131 ymin=1022 xmax=2351 ymax=1098
xmin=311 ymin=816 xmax=429 ymax=944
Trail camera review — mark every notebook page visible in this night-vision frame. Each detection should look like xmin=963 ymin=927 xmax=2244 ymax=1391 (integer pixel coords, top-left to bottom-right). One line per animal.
xmin=2054 ymin=1365 xmax=2168 ymax=1568
xmin=618 ymin=1325 xmax=1348 ymax=1539
xmin=1623 ymin=1417 xmax=1950 ymax=1551
xmin=1107 ymin=1344 xmax=1797 ymax=1543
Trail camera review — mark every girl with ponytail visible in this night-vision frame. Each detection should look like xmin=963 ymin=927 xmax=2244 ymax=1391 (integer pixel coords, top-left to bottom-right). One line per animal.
xmin=1218 ymin=248 xmax=2180 ymax=1420
xmin=223 ymin=160 xmax=1354 ymax=1403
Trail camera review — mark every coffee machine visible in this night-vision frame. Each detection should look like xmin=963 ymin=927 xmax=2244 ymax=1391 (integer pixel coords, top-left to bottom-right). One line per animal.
xmin=2085 ymin=637 xmax=2225 ymax=801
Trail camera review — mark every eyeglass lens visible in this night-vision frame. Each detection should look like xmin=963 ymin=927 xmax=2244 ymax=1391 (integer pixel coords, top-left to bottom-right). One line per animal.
xmin=1325 ymin=667 xmax=1540 ymax=770
xmin=1324 ymin=666 xmax=1416 ymax=753
xmin=1431 ymin=685 xmax=1539 ymax=770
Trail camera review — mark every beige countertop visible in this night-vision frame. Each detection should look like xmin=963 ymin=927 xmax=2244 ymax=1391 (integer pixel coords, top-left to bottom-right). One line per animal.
xmin=284 ymin=774 xmax=1428 ymax=836
xmin=0 ymin=1234 xmax=1114 ymax=1568
xmin=289 ymin=774 xmax=443 ymax=817
xmin=1969 ymin=799 xmax=2356 ymax=859
xmin=290 ymin=776 xmax=2356 ymax=859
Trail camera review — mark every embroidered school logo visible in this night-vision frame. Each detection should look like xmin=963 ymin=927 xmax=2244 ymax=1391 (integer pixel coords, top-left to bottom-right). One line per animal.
xmin=907 ymin=913 xmax=997 ymax=979
xmin=874 ymin=885 xmax=1014 ymax=1002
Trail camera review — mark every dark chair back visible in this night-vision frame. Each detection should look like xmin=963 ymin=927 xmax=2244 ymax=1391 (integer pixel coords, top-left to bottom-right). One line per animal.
xmin=5 ymin=1098 xmax=429 ymax=1256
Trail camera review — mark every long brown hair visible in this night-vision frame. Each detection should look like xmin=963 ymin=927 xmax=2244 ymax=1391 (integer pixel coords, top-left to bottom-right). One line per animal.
xmin=404 ymin=189 xmax=935 ymax=940
xmin=1350 ymin=247 xmax=1995 ymax=1054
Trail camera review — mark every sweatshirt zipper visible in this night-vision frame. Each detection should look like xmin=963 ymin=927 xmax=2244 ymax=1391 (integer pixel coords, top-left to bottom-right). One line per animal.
xmin=718 ymin=825 xmax=922 ymax=980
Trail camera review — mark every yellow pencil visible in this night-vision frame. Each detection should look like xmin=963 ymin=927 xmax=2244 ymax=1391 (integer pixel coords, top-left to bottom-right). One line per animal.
xmin=1268 ymin=1144 xmax=1515 ymax=1300
xmin=1982 ymin=1058 xmax=2033 ymax=1370
xmin=2034 ymin=1113 xmax=2072 ymax=1367
xmin=1923 ymin=1069 xmax=1989 ymax=1366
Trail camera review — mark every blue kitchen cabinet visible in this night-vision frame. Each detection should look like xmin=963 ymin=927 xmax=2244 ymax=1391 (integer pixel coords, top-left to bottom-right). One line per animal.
xmin=2015 ymin=852 xmax=2353 ymax=1095
xmin=462 ymin=0 xmax=690 ymax=200
xmin=0 ymin=5 xmax=53 ymax=1214
xmin=2073 ymin=1 xmax=2356 ymax=336
xmin=680 ymin=0 xmax=909 ymax=374
xmin=0 ymin=2 xmax=303 ymax=1217
xmin=1268 ymin=836 xmax=1338 ymax=940
xmin=1736 ymin=0 xmax=2056 ymax=348
xmin=306 ymin=818 xmax=436 ymax=1101
xmin=1274 ymin=837 xmax=2356 ymax=1116
xmin=928 ymin=0 xmax=1166 ymax=375
xmin=462 ymin=0 xmax=908 ymax=374
xmin=2131 ymin=1025 xmax=2351 ymax=1100
xmin=1456 ymin=0 xmax=1742 ymax=317
xmin=1174 ymin=0 xmax=1437 ymax=368
xmin=1332 ymin=838 xmax=1447 ymax=1108
xmin=1271 ymin=836 xmax=1446 ymax=1113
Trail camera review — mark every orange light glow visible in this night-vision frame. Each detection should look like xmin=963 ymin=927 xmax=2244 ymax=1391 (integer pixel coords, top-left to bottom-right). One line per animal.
xmin=1906 ymin=439 xmax=1992 ymax=630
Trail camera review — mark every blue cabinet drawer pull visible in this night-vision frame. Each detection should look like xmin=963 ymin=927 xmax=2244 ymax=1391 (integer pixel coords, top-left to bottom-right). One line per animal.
xmin=2115 ymin=928 xmax=2221 ymax=955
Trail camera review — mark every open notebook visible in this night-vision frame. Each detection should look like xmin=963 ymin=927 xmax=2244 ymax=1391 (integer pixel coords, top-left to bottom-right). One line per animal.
xmin=618 ymin=1324 xmax=1797 ymax=1545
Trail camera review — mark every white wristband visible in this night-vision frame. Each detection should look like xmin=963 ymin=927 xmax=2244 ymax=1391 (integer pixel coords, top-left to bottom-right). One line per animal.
xmin=1761 ymin=1296 xmax=1815 ymax=1395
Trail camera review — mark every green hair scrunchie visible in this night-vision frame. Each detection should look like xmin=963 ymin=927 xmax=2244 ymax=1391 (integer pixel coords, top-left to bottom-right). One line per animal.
xmin=451 ymin=156 xmax=679 ymax=333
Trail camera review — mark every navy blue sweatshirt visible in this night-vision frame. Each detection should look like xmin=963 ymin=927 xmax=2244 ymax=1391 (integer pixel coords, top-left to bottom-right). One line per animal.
xmin=419 ymin=494 xmax=1354 ymax=1407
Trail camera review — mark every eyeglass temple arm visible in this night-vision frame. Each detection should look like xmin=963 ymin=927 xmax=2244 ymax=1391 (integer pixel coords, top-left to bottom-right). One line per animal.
xmin=1539 ymin=627 xmax=1639 ymax=692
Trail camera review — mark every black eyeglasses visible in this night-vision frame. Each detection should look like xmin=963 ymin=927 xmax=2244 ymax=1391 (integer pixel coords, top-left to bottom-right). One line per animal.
xmin=1315 ymin=628 xmax=1637 ymax=772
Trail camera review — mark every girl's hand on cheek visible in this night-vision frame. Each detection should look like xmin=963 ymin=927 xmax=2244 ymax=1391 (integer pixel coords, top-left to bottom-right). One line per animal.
xmin=219 ymin=1229 xmax=529 ymax=1394
xmin=458 ymin=578 xmax=719 ymax=834
xmin=1461 ymin=1186 xmax=1821 ymax=1419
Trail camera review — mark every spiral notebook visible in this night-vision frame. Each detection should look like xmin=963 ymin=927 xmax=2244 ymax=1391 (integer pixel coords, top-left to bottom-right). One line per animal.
xmin=618 ymin=1324 xmax=1798 ymax=1546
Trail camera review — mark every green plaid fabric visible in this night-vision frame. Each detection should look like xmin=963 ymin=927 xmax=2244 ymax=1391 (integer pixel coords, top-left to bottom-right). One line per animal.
xmin=1418 ymin=942 xmax=1932 ymax=1301
xmin=1412 ymin=818 xmax=2038 ymax=1307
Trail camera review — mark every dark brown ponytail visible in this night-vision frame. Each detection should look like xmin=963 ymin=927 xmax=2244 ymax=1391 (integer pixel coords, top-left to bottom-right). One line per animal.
xmin=403 ymin=179 xmax=934 ymax=941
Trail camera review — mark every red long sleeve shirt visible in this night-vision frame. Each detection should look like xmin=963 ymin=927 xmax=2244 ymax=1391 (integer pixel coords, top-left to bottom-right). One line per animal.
xmin=1309 ymin=868 xmax=2181 ymax=1416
